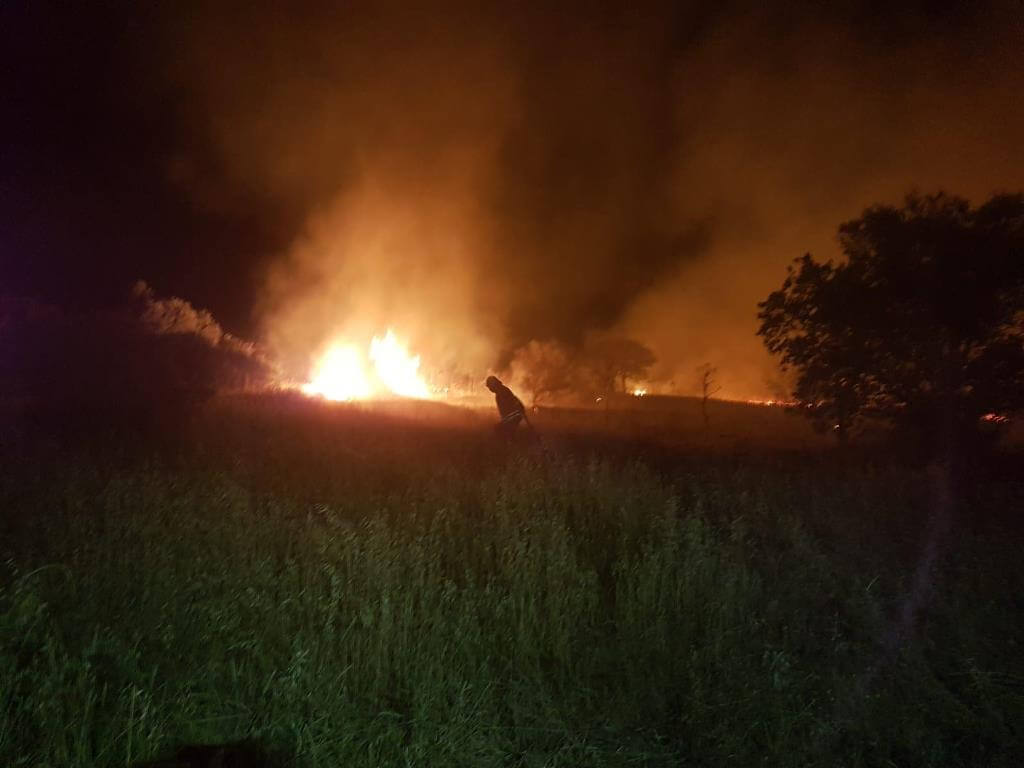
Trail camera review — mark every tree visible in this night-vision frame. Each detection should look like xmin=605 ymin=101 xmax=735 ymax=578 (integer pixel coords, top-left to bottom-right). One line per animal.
xmin=757 ymin=192 xmax=1024 ymax=451
xmin=509 ymin=340 xmax=576 ymax=406
xmin=2 ymin=286 xmax=275 ymax=420
xmin=696 ymin=363 xmax=721 ymax=430
xmin=582 ymin=337 xmax=657 ymax=394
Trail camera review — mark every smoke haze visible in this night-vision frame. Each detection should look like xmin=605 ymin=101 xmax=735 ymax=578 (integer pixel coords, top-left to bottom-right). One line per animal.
xmin=18 ymin=1 xmax=1020 ymax=398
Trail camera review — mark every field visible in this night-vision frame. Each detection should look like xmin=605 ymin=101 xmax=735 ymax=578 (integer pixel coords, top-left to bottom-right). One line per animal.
xmin=2 ymin=394 xmax=1022 ymax=767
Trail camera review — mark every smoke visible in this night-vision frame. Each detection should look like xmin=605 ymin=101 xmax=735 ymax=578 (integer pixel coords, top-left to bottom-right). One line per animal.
xmin=153 ymin=1 xmax=1024 ymax=396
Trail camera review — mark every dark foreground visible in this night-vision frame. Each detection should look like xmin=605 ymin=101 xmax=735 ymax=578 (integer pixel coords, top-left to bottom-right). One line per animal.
xmin=1 ymin=394 xmax=1022 ymax=766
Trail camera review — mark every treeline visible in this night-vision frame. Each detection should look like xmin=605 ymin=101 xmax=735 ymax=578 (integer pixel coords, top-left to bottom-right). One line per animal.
xmin=505 ymin=336 xmax=657 ymax=406
xmin=0 ymin=283 xmax=275 ymax=424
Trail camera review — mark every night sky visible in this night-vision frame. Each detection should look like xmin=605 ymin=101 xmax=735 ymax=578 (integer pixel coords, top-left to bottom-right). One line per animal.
xmin=3 ymin=1 xmax=1023 ymax=393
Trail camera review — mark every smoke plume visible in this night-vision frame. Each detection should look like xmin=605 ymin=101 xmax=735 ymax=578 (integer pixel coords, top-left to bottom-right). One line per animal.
xmin=150 ymin=1 xmax=1024 ymax=398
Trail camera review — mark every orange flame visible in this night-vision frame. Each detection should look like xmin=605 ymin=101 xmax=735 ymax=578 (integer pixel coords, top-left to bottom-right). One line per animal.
xmin=369 ymin=330 xmax=430 ymax=398
xmin=302 ymin=329 xmax=431 ymax=401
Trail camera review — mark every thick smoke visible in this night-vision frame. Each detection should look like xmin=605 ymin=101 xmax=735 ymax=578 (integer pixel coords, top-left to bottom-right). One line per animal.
xmin=155 ymin=1 xmax=1024 ymax=398
xmin=616 ymin=2 xmax=1024 ymax=398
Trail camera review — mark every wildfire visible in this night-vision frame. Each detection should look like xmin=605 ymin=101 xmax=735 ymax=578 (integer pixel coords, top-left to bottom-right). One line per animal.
xmin=302 ymin=329 xmax=431 ymax=401
xmin=369 ymin=330 xmax=430 ymax=398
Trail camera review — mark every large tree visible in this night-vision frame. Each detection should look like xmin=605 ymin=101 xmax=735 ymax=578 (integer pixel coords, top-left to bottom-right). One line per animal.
xmin=757 ymin=192 xmax=1024 ymax=449
xmin=582 ymin=337 xmax=657 ymax=394
xmin=509 ymin=340 xmax=576 ymax=406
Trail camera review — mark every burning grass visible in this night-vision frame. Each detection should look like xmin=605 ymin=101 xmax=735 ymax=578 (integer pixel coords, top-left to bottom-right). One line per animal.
xmin=1 ymin=395 xmax=1022 ymax=766
xmin=301 ymin=330 xmax=434 ymax=402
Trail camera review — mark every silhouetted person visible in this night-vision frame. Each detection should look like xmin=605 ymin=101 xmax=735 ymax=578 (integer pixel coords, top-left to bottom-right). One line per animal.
xmin=485 ymin=375 xmax=527 ymax=437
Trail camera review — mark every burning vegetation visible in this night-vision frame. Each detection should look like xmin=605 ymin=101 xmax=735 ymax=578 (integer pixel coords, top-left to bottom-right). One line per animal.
xmin=301 ymin=330 xmax=431 ymax=402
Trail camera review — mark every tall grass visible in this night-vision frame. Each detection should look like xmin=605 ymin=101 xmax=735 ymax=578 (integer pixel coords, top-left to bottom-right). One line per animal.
xmin=1 ymin=397 xmax=1021 ymax=766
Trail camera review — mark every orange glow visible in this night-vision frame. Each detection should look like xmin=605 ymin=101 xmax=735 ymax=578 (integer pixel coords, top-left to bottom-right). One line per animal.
xmin=368 ymin=330 xmax=430 ymax=398
xmin=981 ymin=413 xmax=1010 ymax=424
xmin=301 ymin=344 xmax=372 ymax=401
xmin=302 ymin=329 xmax=431 ymax=401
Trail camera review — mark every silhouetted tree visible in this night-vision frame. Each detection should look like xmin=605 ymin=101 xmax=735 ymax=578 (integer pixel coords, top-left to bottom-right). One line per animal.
xmin=582 ymin=337 xmax=656 ymax=394
xmin=758 ymin=191 xmax=1024 ymax=452
xmin=509 ymin=340 xmax=575 ymax=406
xmin=1 ymin=288 xmax=275 ymax=437
xmin=697 ymin=363 xmax=721 ymax=430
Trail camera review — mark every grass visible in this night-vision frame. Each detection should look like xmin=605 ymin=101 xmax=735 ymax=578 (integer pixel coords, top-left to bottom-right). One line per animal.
xmin=1 ymin=394 xmax=1022 ymax=766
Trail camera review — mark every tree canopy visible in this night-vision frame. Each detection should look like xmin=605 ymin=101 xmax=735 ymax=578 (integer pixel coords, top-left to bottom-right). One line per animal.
xmin=506 ymin=336 xmax=657 ymax=405
xmin=509 ymin=340 xmax=575 ymax=406
xmin=581 ymin=337 xmax=657 ymax=394
xmin=757 ymin=191 xmax=1024 ymax=448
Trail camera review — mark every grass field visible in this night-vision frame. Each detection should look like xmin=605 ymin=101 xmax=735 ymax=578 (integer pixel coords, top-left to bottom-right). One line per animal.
xmin=2 ymin=393 xmax=1022 ymax=766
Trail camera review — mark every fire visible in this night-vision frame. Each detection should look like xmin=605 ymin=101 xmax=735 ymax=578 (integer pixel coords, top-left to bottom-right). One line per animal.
xmin=981 ymin=413 xmax=1010 ymax=424
xmin=369 ymin=330 xmax=430 ymax=398
xmin=302 ymin=329 xmax=431 ymax=401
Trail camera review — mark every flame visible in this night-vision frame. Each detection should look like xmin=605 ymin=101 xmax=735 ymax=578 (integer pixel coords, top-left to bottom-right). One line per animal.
xmin=369 ymin=330 xmax=430 ymax=398
xmin=302 ymin=329 xmax=431 ymax=401
xmin=632 ymin=387 xmax=647 ymax=397
xmin=301 ymin=344 xmax=372 ymax=401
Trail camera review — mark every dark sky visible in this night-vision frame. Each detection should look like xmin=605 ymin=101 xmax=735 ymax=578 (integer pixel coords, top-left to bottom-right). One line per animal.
xmin=2 ymin=2 xmax=299 ymax=325
xmin=3 ymin=1 xmax=1023 ymax=394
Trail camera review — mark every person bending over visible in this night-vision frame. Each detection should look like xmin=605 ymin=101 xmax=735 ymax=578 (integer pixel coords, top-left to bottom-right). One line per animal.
xmin=485 ymin=375 xmax=528 ymax=438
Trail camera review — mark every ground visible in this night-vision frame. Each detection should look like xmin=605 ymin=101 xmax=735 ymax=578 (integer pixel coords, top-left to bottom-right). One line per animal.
xmin=1 ymin=393 xmax=1022 ymax=766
